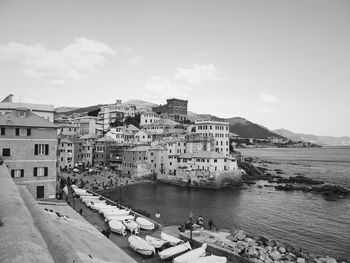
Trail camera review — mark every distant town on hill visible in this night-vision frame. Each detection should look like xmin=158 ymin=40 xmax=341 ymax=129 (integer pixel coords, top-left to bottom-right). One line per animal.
xmin=54 ymin=99 xmax=350 ymax=146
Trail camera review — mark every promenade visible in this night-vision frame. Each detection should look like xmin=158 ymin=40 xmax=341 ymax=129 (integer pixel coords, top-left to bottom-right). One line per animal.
xmin=0 ymin=164 xmax=137 ymax=263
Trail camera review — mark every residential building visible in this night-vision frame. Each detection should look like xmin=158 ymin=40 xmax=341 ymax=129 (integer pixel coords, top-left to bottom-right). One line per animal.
xmin=194 ymin=120 xmax=230 ymax=156
xmin=185 ymin=133 xmax=216 ymax=154
xmin=56 ymin=123 xmax=80 ymax=138
xmin=0 ymin=94 xmax=55 ymax=122
xmin=140 ymin=111 xmax=160 ymax=127
xmin=122 ymin=146 xmax=151 ymax=177
xmin=148 ymin=145 xmax=168 ymax=175
xmin=152 ymin=98 xmax=188 ymax=123
xmin=134 ymin=130 xmax=152 ymax=143
xmin=73 ymin=116 xmax=100 ymax=135
xmin=80 ymin=133 xmax=99 ymax=167
xmin=142 ymin=118 xmax=185 ymax=135
xmin=94 ymin=135 xmax=117 ymax=167
xmin=58 ymin=138 xmax=83 ymax=170
xmin=177 ymin=151 xmax=238 ymax=172
xmin=0 ymin=108 xmax=57 ymax=199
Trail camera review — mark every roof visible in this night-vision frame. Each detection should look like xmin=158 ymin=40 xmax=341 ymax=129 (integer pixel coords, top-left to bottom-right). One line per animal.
xmin=96 ymin=135 xmax=116 ymax=142
xmin=178 ymin=151 xmax=236 ymax=160
xmin=0 ymin=109 xmax=57 ymax=128
xmin=126 ymin=146 xmax=150 ymax=152
xmin=0 ymin=102 xmax=54 ymax=112
xmin=80 ymin=133 xmax=99 ymax=139
xmin=149 ymin=145 xmax=167 ymax=151
xmin=126 ymin=124 xmax=139 ymax=131
xmin=143 ymin=118 xmax=179 ymax=127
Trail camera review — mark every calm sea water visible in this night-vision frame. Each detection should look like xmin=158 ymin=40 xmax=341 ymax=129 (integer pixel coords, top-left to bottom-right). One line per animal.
xmin=102 ymin=147 xmax=350 ymax=260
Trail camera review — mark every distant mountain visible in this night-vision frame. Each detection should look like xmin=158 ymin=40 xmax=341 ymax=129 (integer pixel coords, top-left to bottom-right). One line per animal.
xmin=125 ymin=99 xmax=158 ymax=112
xmin=274 ymin=128 xmax=350 ymax=146
xmin=188 ymin=112 xmax=283 ymax=139
xmin=56 ymin=104 xmax=106 ymax=116
xmin=54 ymin=106 xmax=79 ymax=113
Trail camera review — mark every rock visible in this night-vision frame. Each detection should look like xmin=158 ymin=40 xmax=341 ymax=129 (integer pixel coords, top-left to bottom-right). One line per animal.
xmin=236 ymin=240 xmax=249 ymax=250
xmin=256 ymin=235 xmax=269 ymax=246
xmin=245 ymin=237 xmax=256 ymax=247
xmin=270 ymin=251 xmax=282 ymax=261
xmin=266 ymin=246 xmax=273 ymax=252
xmin=236 ymin=230 xmax=246 ymax=241
xmin=297 ymin=258 xmax=306 ymax=263
xmin=325 ymin=257 xmax=337 ymax=263
xmin=279 ymin=247 xmax=287 ymax=253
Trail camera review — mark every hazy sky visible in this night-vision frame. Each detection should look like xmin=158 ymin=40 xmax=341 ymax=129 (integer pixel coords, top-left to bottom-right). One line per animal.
xmin=1 ymin=0 xmax=349 ymax=136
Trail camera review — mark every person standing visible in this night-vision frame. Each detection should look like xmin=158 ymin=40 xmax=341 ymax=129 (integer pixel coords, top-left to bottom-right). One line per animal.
xmin=208 ymin=218 xmax=214 ymax=230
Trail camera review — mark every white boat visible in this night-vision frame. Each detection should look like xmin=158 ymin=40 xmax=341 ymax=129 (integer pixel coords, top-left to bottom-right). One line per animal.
xmin=173 ymin=243 xmax=207 ymax=263
xmin=109 ymin=219 xmax=126 ymax=235
xmin=102 ymin=209 xmax=130 ymax=217
xmin=161 ymin=232 xmax=183 ymax=246
xmin=136 ymin=217 xmax=155 ymax=230
xmin=128 ymin=235 xmax=155 ymax=256
xmin=104 ymin=214 xmax=135 ymax=222
xmin=192 ymin=255 xmax=227 ymax=263
xmin=158 ymin=242 xmax=191 ymax=260
xmin=63 ymin=186 xmax=68 ymax=195
xmin=123 ymin=219 xmax=139 ymax=233
xmin=145 ymin=235 xmax=167 ymax=249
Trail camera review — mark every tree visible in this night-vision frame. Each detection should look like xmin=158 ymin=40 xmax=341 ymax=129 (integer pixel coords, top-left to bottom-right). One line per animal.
xmin=124 ymin=113 xmax=141 ymax=128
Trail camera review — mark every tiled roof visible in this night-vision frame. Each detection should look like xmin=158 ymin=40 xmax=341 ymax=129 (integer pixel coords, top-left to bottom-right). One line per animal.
xmin=0 ymin=109 xmax=57 ymax=128
xmin=96 ymin=135 xmax=116 ymax=142
xmin=80 ymin=133 xmax=99 ymax=139
xmin=143 ymin=118 xmax=179 ymax=127
xmin=178 ymin=151 xmax=236 ymax=160
xmin=126 ymin=146 xmax=150 ymax=152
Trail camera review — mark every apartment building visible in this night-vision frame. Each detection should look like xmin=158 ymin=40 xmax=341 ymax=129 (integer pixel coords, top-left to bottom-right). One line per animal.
xmin=194 ymin=120 xmax=230 ymax=156
xmin=122 ymin=146 xmax=151 ymax=177
xmin=0 ymin=109 xmax=57 ymax=199
xmin=58 ymin=138 xmax=83 ymax=170
xmin=94 ymin=135 xmax=117 ymax=167
xmin=73 ymin=116 xmax=100 ymax=135
xmin=140 ymin=111 xmax=160 ymax=126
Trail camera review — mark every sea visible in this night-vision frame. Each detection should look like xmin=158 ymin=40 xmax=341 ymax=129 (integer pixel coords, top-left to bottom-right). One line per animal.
xmin=101 ymin=147 xmax=350 ymax=260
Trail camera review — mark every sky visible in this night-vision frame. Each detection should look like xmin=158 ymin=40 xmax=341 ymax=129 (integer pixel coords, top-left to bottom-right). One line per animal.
xmin=0 ymin=0 xmax=349 ymax=137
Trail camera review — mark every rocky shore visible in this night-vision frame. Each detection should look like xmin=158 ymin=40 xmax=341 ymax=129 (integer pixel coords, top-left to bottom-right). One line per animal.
xmin=239 ymin=159 xmax=350 ymax=200
xmin=218 ymin=229 xmax=348 ymax=263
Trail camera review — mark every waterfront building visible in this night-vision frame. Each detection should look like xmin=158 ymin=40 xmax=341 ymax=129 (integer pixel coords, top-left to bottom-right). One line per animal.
xmin=194 ymin=120 xmax=230 ymax=156
xmin=148 ymin=145 xmax=168 ymax=175
xmin=94 ymin=135 xmax=117 ymax=167
xmin=58 ymin=137 xmax=83 ymax=170
xmin=80 ymin=133 xmax=99 ymax=167
xmin=185 ymin=133 xmax=216 ymax=154
xmin=0 ymin=94 xmax=55 ymax=122
xmin=152 ymin=98 xmax=188 ymax=123
xmin=122 ymin=146 xmax=151 ymax=177
xmin=0 ymin=108 xmax=58 ymax=199
xmin=140 ymin=111 xmax=160 ymax=127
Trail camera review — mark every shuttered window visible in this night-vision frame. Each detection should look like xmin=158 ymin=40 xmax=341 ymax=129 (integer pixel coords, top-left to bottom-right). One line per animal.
xmin=34 ymin=144 xmax=49 ymax=155
xmin=11 ymin=169 xmax=24 ymax=178
xmin=33 ymin=167 xmax=48 ymax=177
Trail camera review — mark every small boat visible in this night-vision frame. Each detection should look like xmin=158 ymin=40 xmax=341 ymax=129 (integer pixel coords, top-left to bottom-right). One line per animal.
xmin=109 ymin=219 xmax=126 ymax=235
xmin=63 ymin=186 xmax=68 ymax=195
xmin=104 ymin=214 xmax=134 ymax=222
xmin=193 ymin=255 xmax=227 ymax=263
xmin=161 ymin=232 xmax=183 ymax=246
xmin=128 ymin=235 xmax=155 ymax=256
xmin=136 ymin=217 xmax=155 ymax=230
xmin=173 ymin=243 xmax=207 ymax=263
xmin=102 ymin=209 xmax=130 ymax=217
xmin=145 ymin=235 xmax=167 ymax=249
xmin=123 ymin=219 xmax=139 ymax=233
xmin=158 ymin=242 xmax=191 ymax=260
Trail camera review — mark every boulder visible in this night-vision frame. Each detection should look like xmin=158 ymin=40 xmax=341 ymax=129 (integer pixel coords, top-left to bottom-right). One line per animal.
xmin=266 ymin=246 xmax=273 ymax=252
xmin=297 ymin=258 xmax=306 ymax=263
xmin=325 ymin=257 xmax=337 ymax=263
xmin=279 ymin=247 xmax=287 ymax=253
xmin=236 ymin=230 xmax=246 ymax=241
xmin=269 ymin=251 xmax=282 ymax=261
xmin=236 ymin=240 xmax=249 ymax=250
xmin=245 ymin=237 xmax=256 ymax=247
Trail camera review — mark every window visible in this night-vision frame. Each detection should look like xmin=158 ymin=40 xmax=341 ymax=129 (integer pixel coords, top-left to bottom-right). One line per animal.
xmin=11 ymin=169 xmax=24 ymax=178
xmin=19 ymin=111 xmax=26 ymax=117
xmin=15 ymin=128 xmax=20 ymax=136
xmin=33 ymin=167 xmax=48 ymax=177
xmin=2 ymin=148 xmax=10 ymax=156
xmin=27 ymin=129 xmax=31 ymax=136
xmin=34 ymin=144 xmax=49 ymax=155
xmin=0 ymin=128 xmax=5 ymax=136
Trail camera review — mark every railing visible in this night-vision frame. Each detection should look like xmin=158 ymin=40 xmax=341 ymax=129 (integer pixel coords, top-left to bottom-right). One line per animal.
xmin=85 ymin=189 xmax=162 ymax=229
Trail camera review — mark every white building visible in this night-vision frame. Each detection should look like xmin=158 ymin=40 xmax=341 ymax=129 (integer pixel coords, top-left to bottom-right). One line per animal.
xmin=73 ymin=116 xmax=100 ymax=135
xmin=194 ymin=120 xmax=230 ymax=156
xmin=140 ymin=111 xmax=160 ymax=127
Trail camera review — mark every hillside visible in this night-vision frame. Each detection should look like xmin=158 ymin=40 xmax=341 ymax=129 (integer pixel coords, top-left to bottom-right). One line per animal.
xmin=125 ymin=99 xmax=157 ymax=112
xmin=188 ymin=112 xmax=283 ymax=139
xmin=274 ymin=128 xmax=350 ymax=146
xmin=54 ymin=106 xmax=79 ymax=113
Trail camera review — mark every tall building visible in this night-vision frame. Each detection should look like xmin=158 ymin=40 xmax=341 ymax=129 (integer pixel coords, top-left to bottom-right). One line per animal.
xmin=0 ymin=109 xmax=58 ymax=199
xmin=152 ymin=98 xmax=188 ymax=123
xmin=194 ymin=120 xmax=230 ymax=156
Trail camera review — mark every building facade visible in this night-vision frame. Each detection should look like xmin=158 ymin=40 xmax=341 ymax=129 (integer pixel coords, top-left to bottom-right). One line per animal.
xmin=0 ymin=109 xmax=57 ymax=199
xmin=194 ymin=120 xmax=230 ymax=156
xmin=152 ymin=98 xmax=188 ymax=123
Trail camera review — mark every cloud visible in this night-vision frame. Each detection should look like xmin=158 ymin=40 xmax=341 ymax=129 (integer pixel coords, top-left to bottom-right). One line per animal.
xmin=174 ymin=64 xmax=227 ymax=86
xmin=258 ymin=105 xmax=274 ymax=115
xmin=141 ymin=75 xmax=191 ymax=102
xmin=0 ymin=38 xmax=116 ymax=85
xmin=259 ymin=94 xmax=279 ymax=104
xmin=128 ymin=56 xmax=144 ymax=65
